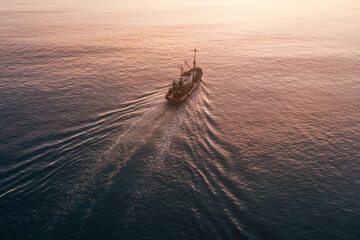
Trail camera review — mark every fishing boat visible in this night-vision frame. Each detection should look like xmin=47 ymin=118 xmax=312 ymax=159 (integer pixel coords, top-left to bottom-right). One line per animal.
xmin=165 ymin=49 xmax=203 ymax=103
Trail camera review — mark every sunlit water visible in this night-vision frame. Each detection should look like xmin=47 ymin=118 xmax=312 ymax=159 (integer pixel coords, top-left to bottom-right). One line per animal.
xmin=1 ymin=0 xmax=360 ymax=239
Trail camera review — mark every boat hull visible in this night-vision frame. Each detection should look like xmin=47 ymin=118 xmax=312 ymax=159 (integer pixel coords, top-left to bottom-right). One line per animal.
xmin=165 ymin=67 xmax=202 ymax=104
xmin=166 ymin=79 xmax=201 ymax=104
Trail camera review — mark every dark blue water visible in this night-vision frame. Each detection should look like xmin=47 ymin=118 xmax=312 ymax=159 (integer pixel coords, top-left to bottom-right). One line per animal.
xmin=1 ymin=0 xmax=360 ymax=239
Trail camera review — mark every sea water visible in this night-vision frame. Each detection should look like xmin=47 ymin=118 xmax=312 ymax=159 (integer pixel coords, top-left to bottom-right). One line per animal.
xmin=0 ymin=0 xmax=359 ymax=239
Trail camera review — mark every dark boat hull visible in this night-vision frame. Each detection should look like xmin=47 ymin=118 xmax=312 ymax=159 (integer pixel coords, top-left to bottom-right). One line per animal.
xmin=165 ymin=67 xmax=202 ymax=104
xmin=165 ymin=79 xmax=201 ymax=104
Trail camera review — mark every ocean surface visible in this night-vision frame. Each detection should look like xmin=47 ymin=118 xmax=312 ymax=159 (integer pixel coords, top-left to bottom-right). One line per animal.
xmin=1 ymin=0 xmax=360 ymax=239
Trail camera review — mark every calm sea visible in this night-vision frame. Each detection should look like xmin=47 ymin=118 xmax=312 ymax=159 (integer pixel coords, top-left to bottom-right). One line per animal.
xmin=1 ymin=0 xmax=359 ymax=239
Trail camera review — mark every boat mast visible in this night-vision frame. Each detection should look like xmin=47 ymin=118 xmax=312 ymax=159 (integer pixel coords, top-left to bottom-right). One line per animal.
xmin=192 ymin=49 xmax=197 ymax=81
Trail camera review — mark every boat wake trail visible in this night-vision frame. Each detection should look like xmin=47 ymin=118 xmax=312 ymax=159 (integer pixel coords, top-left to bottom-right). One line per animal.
xmin=52 ymin=82 xmax=208 ymax=237
xmin=74 ymin=89 xmax=193 ymax=233
xmin=147 ymin=81 xmax=209 ymax=171
xmin=123 ymin=83 xmax=210 ymax=229
xmin=147 ymin=103 xmax=187 ymax=171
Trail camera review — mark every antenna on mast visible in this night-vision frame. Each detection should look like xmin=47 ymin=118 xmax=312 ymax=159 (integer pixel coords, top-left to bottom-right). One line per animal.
xmin=192 ymin=49 xmax=197 ymax=81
